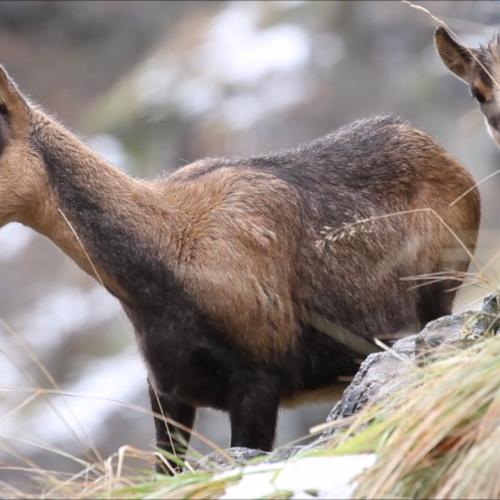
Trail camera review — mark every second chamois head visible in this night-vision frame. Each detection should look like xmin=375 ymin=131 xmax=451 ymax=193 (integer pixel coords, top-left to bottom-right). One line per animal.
xmin=435 ymin=25 xmax=500 ymax=146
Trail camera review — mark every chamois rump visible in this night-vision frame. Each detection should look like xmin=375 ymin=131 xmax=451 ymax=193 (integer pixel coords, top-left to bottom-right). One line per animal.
xmin=0 ymin=65 xmax=480 ymax=470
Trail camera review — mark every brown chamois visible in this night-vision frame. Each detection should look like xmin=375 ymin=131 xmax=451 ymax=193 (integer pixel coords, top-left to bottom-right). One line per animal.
xmin=435 ymin=25 xmax=500 ymax=146
xmin=0 ymin=65 xmax=480 ymax=471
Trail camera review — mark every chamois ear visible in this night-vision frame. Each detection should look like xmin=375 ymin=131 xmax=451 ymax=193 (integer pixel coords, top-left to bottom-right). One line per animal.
xmin=434 ymin=26 xmax=474 ymax=83
xmin=0 ymin=64 xmax=29 ymax=138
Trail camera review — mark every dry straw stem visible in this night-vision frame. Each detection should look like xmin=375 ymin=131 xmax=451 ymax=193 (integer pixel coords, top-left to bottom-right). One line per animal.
xmin=0 ymin=385 xmax=235 ymax=467
xmin=318 ymin=207 xmax=482 ymax=276
xmin=401 ymin=0 xmax=500 ymax=283
xmin=0 ymin=317 xmax=103 ymax=467
xmin=0 ymin=430 xmax=232 ymax=499
xmin=315 ymin=1 xmax=500 ymax=296
xmin=401 ymin=0 xmax=500 ymax=237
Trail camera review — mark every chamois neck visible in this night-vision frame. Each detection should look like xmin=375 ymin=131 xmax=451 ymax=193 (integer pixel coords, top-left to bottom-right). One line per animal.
xmin=32 ymin=109 xmax=137 ymax=196
xmin=24 ymin=110 xmax=165 ymax=301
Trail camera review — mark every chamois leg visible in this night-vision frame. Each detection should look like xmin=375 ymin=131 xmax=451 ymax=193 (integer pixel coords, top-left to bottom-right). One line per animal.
xmin=228 ymin=373 xmax=279 ymax=451
xmin=417 ymin=260 xmax=471 ymax=327
xmin=417 ymin=283 xmax=450 ymax=327
xmin=148 ymin=382 xmax=196 ymax=474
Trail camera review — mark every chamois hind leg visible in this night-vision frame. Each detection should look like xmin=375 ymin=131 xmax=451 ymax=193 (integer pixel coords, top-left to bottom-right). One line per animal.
xmin=228 ymin=372 xmax=279 ymax=452
xmin=148 ymin=381 xmax=196 ymax=474
xmin=417 ymin=258 xmax=471 ymax=327
xmin=417 ymin=281 xmax=456 ymax=327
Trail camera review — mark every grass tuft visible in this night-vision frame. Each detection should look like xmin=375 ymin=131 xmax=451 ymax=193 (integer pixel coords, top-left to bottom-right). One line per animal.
xmin=328 ymin=333 xmax=500 ymax=499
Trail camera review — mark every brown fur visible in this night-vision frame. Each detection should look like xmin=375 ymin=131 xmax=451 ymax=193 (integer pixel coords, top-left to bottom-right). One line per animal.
xmin=165 ymin=166 xmax=301 ymax=358
xmin=0 ymin=76 xmax=479 ymax=363
xmin=473 ymin=77 xmax=494 ymax=102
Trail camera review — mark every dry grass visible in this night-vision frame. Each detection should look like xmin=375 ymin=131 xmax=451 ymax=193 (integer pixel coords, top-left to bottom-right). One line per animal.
xmin=328 ymin=333 xmax=500 ymax=499
xmin=0 ymin=436 xmax=236 ymax=499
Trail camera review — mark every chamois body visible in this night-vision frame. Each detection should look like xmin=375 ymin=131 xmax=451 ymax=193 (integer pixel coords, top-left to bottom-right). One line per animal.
xmin=0 ymin=67 xmax=480 ymax=468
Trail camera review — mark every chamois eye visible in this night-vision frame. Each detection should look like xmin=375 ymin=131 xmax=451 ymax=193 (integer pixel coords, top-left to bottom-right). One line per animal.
xmin=471 ymin=87 xmax=486 ymax=104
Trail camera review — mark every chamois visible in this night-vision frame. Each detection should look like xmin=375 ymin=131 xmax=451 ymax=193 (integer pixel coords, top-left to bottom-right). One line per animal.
xmin=0 ymin=65 xmax=480 ymax=471
xmin=435 ymin=25 xmax=500 ymax=146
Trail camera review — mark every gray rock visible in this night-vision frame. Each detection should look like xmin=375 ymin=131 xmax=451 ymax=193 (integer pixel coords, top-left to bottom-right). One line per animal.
xmin=414 ymin=311 xmax=474 ymax=359
xmin=196 ymin=447 xmax=271 ymax=472
xmin=267 ymin=445 xmax=304 ymax=463
xmin=325 ymin=335 xmax=416 ymax=425
xmin=462 ymin=293 xmax=500 ymax=339
xmin=195 ymin=444 xmax=307 ymax=473
xmin=322 ymin=293 xmax=499 ymax=437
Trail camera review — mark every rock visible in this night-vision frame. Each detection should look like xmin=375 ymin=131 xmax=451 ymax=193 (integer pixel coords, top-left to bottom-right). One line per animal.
xmin=414 ymin=311 xmax=475 ymax=361
xmin=196 ymin=447 xmax=271 ymax=472
xmin=322 ymin=293 xmax=499 ymax=437
xmin=266 ymin=445 xmax=304 ymax=463
xmin=324 ymin=335 xmax=416 ymax=426
xmin=196 ymin=445 xmax=306 ymax=473
xmin=462 ymin=293 xmax=500 ymax=339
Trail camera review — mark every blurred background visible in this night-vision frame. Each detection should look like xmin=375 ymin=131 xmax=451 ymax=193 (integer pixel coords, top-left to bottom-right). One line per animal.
xmin=0 ymin=0 xmax=499 ymax=486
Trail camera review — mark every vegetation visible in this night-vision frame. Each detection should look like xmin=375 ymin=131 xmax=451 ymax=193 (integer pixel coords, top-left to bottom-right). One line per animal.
xmin=338 ymin=329 xmax=500 ymax=499
xmin=6 ymin=318 xmax=497 ymax=499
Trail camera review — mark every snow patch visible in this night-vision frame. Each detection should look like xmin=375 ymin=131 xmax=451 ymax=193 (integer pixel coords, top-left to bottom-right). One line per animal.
xmin=0 ymin=223 xmax=33 ymax=261
xmin=219 ymin=454 xmax=376 ymax=499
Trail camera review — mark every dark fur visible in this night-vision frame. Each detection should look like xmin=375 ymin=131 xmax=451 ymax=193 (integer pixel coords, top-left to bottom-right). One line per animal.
xmin=0 ymin=106 xmax=9 ymax=156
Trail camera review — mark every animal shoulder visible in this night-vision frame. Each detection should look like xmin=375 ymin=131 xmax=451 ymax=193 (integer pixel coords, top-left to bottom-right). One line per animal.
xmin=157 ymin=161 xmax=301 ymax=264
xmin=163 ymin=161 xmax=299 ymax=221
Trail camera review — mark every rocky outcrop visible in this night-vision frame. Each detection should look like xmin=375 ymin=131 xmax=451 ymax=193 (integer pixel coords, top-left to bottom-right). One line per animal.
xmin=323 ymin=293 xmax=499 ymax=434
